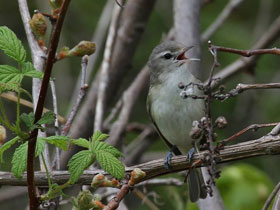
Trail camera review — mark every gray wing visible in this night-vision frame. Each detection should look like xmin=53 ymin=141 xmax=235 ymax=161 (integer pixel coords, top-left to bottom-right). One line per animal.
xmin=146 ymin=92 xmax=181 ymax=155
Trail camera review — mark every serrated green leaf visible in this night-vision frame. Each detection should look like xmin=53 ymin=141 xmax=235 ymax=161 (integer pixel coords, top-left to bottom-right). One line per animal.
xmin=40 ymin=136 xmax=70 ymax=151
xmin=92 ymin=130 xmax=109 ymax=141
xmin=22 ymin=62 xmax=43 ymax=79
xmin=0 ymin=26 xmax=26 ymax=62
xmin=95 ymin=151 xmax=124 ymax=180
xmin=0 ymin=136 xmax=21 ymax=162
xmin=11 ymin=142 xmax=28 ymax=179
xmin=35 ymin=138 xmax=45 ymax=157
xmin=68 ymin=150 xmax=93 ymax=184
xmin=92 ymin=141 xmax=123 ymax=158
xmin=20 ymin=112 xmax=35 ymax=130
xmin=37 ymin=111 xmax=55 ymax=125
xmin=71 ymin=138 xmax=90 ymax=149
xmin=0 ymin=65 xmax=23 ymax=83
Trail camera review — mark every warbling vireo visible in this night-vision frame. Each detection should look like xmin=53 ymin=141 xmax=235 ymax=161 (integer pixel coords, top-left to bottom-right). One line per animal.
xmin=147 ymin=40 xmax=207 ymax=202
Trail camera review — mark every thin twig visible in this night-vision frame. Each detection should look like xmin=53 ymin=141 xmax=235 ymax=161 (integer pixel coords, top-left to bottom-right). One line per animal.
xmin=220 ymin=122 xmax=278 ymax=145
xmin=262 ymin=182 xmax=280 ymax=210
xmin=213 ymin=83 xmax=280 ymax=101
xmin=133 ymin=189 xmax=160 ymax=210
xmin=201 ymin=0 xmax=245 ymax=43
xmin=68 ymin=0 xmax=113 ymax=113
xmin=269 ymin=123 xmax=280 ymax=136
xmin=103 ymin=183 xmax=130 ymax=210
xmin=211 ymin=45 xmax=280 ymax=57
xmin=26 ymin=0 xmax=72 ymax=208
xmin=212 ymin=15 xmax=280 ymax=88
xmin=50 ymin=80 xmax=61 ymax=171
xmin=94 ymin=2 xmax=123 ymax=132
xmin=62 ymin=55 xmax=89 ymax=136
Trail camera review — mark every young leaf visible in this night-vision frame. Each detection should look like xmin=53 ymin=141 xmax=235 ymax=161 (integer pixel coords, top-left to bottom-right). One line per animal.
xmin=0 ymin=26 xmax=26 ymax=62
xmin=68 ymin=150 xmax=93 ymax=184
xmin=0 ymin=65 xmax=23 ymax=83
xmin=0 ymin=136 xmax=21 ymax=162
xmin=92 ymin=141 xmax=123 ymax=158
xmin=35 ymin=138 xmax=46 ymax=157
xmin=95 ymin=151 xmax=125 ymax=180
xmin=71 ymin=138 xmax=90 ymax=149
xmin=20 ymin=112 xmax=35 ymax=130
xmin=40 ymin=136 xmax=70 ymax=151
xmin=22 ymin=62 xmax=43 ymax=79
xmin=37 ymin=111 xmax=55 ymax=125
xmin=92 ymin=130 xmax=109 ymax=141
xmin=11 ymin=142 xmax=28 ymax=179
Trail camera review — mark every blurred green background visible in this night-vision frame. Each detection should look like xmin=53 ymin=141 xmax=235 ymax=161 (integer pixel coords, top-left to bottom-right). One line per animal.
xmin=0 ymin=0 xmax=280 ymax=209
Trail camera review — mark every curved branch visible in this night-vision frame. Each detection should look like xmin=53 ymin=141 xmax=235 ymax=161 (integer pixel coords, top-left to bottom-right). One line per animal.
xmin=1 ymin=134 xmax=280 ymax=186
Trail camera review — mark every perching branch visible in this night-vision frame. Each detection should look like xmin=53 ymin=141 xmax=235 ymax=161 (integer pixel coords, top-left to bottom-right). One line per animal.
xmin=1 ymin=134 xmax=280 ymax=186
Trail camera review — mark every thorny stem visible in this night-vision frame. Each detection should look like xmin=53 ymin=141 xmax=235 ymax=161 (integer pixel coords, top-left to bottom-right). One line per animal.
xmin=27 ymin=0 xmax=72 ymax=209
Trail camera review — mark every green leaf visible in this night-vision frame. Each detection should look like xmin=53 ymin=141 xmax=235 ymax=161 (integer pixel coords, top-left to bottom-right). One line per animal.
xmin=11 ymin=142 xmax=28 ymax=179
xmin=95 ymin=151 xmax=124 ymax=180
xmin=22 ymin=62 xmax=43 ymax=79
xmin=68 ymin=150 xmax=93 ymax=184
xmin=40 ymin=136 xmax=70 ymax=151
xmin=0 ymin=65 xmax=23 ymax=83
xmin=20 ymin=112 xmax=35 ymax=130
xmin=71 ymin=138 xmax=90 ymax=149
xmin=37 ymin=111 xmax=55 ymax=125
xmin=35 ymin=138 xmax=46 ymax=157
xmin=0 ymin=26 xmax=26 ymax=62
xmin=92 ymin=130 xmax=109 ymax=141
xmin=92 ymin=141 xmax=123 ymax=158
xmin=0 ymin=136 xmax=21 ymax=162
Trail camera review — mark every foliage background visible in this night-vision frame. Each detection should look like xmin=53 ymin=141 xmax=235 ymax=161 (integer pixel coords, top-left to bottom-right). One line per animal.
xmin=0 ymin=0 xmax=280 ymax=209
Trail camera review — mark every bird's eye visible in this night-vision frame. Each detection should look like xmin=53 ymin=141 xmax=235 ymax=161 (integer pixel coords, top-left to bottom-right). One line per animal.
xmin=163 ymin=53 xmax=172 ymax=59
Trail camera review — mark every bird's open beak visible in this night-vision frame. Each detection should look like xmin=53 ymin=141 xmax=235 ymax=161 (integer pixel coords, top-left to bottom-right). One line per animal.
xmin=176 ymin=46 xmax=200 ymax=62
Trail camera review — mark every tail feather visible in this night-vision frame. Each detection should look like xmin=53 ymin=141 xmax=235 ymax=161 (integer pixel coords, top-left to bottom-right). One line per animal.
xmin=188 ymin=167 xmax=207 ymax=202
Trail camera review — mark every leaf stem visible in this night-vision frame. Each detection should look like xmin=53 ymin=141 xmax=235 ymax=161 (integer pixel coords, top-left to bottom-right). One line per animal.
xmin=41 ymin=153 xmax=52 ymax=188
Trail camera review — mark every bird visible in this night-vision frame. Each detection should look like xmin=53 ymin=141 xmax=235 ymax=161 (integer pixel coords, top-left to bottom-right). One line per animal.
xmin=147 ymin=40 xmax=207 ymax=202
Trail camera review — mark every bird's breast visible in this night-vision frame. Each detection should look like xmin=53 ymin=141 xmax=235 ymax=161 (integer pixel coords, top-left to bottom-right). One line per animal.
xmin=149 ymin=68 xmax=204 ymax=153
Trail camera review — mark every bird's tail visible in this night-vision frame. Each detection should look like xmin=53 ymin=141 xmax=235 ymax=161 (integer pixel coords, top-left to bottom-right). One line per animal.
xmin=188 ymin=167 xmax=207 ymax=202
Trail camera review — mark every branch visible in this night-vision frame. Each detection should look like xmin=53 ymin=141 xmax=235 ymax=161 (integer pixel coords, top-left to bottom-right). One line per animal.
xmin=25 ymin=0 xmax=72 ymax=208
xmin=62 ymin=55 xmax=89 ymax=136
xmin=2 ymin=135 xmax=280 ymax=186
xmin=211 ymin=45 xmax=280 ymax=57
xmin=68 ymin=0 xmax=156 ymax=140
xmin=107 ymin=66 xmax=149 ymax=147
xmin=0 ymin=93 xmax=66 ymax=124
xmin=212 ymin=15 xmax=280 ymax=88
xmin=263 ymin=182 xmax=280 ymax=210
xmin=94 ymin=2 xmax=123 ymax=131
xmin=201 ymin=0 xmax=245 ymax=43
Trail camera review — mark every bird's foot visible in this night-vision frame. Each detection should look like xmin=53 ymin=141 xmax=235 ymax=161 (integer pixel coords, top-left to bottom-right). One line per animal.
xmin=187 ymin=147 xmax=195 ymax=161
xmin=164 ymin=150 xmax=174 ymax=169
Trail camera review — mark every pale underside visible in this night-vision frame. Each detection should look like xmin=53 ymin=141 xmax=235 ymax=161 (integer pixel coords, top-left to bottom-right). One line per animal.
xmin=149 ymin=63 xmax=204 ymax=154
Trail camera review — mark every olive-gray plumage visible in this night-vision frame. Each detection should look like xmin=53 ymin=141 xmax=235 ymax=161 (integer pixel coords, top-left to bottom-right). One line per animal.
xmin=147 ymin=40 xmax=207 ymax=202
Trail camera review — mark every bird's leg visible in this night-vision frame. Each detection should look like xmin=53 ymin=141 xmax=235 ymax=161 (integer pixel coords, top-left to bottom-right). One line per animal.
xmin=164 ymin=145 xmax=179 ymax=169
